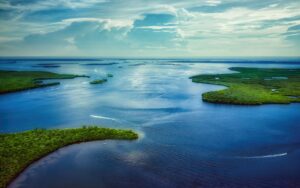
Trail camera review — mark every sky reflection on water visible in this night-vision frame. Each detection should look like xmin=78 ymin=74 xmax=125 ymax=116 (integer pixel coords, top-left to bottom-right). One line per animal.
xmin=1 ymin=59 xmax=300 ymax=188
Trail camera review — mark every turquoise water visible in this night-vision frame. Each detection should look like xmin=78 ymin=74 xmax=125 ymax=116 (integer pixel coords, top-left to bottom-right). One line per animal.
xmin=1 ymin=59 xmax=300 ymax=188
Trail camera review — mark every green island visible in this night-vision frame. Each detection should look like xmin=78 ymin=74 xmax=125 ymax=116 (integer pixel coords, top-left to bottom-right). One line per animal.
xmin=0 ymin=126 xmax=138 ymax=188
xmin=90 ymin=78 xmax=107 ymax=84
xmin=0 ymin=70 xmax=88 ymax=94
xmin=190 ymin=67 xmax=300 ymax=105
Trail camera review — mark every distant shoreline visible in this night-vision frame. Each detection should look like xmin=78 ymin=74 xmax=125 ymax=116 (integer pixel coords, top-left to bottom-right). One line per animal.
xmin=0 ymin=70 xmax=88 ymax=95
xmin=0 ymin=57 xmax=300 ymax=64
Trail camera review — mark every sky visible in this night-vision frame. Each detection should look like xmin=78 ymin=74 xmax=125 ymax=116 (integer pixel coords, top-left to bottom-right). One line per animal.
xmin=0 ymin=0 xmax=300 ymax=57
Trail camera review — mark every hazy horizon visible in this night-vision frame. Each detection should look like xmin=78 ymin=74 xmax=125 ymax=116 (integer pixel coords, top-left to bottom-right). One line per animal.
xmin=0 ymin=56 xmax=300 ymax=60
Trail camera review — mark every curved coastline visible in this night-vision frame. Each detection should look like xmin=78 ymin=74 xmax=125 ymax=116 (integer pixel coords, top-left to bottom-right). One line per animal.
xmin=0 ymin=70 xmax=89 ymax=95
xmin=0 ymin=127 xmax=138 ymax=188
xmin=190 ymin=67 xmax=300 ymax=105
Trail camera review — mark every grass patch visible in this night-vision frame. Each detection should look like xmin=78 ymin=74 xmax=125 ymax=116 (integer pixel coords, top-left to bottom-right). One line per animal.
xmin=90 ymin=79 xmax=107 ymax=84
xmin=0 ymin=126 xmax=138 ymax=188
xmin=190 ymin=67 xmax=300 ymax=105
xmin=0 ymin=70 xmax=88 ymax=94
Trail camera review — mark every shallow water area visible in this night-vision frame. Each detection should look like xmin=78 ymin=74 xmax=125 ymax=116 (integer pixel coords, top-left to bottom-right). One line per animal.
xmin=1 ymin=59 xmax=300 ymax=188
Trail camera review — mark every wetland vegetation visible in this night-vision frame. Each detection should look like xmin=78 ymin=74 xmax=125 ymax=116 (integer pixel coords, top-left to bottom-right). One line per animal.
xmin=190 ymin=67 xmax=300 ymax=105
xmin=0 ymin=126 xmax=138 ymax=188
xmin=90 ymin=78 xmax=108 ymax=84
xmin=0 ymin=70 xmax=87 ymax=94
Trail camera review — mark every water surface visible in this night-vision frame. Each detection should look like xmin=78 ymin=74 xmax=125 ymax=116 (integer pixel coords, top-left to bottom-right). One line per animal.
xmin=1 ymin=59 xmax=300 ymax=188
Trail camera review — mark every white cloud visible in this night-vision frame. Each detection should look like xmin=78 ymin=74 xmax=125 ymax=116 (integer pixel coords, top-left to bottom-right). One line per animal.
xmin=2 ymin=0 xmax=107 ymax=11
xmin=137 ymin=26 xmax=176 ymax=30
xmin=206 ymin=0 xmax=222 ymax=6
xmin=0 ymin=0 xmax=300 ymax=56
xmin=0 ymin=36 xmax=22 ymax=42
xmin=62 ymin=18 xmax=134 ymax=30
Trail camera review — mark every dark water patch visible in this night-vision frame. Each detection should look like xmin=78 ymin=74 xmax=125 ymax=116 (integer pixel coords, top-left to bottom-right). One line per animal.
xmin=82 ymin=62 xmax=119 ymax=66
xmin=155 ymin=63 xmax=182 ymax=66
xmin=32 ymin=63 xmax=61 ymax=68
xmin=128 ymin=63 xmax=147 ymax=66
xmin=0 ymin=60 xmax=18 ymax=64
xmin=53 ymin=63 xmax=79 ymax=65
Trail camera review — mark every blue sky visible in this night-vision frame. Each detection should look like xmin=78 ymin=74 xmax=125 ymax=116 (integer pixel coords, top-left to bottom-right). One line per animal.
xmin=0 ymin=0 xmax=300 ymax=57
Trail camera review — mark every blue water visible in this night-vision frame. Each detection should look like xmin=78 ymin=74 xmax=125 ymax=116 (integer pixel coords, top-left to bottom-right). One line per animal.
xmin=1 ymin=59 xmax=300 ymax=188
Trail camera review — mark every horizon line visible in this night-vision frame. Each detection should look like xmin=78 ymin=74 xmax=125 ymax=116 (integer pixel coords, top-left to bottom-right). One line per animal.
xmin=0 ymin=56 xmax=300 ymax=60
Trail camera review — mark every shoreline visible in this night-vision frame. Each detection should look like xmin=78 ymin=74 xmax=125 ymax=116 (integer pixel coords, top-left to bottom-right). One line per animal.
xmin=0 ymin=70 xmax=89 ymax=95
xmin=7 ymin=139 xmax=135 ymax=188
xmin=0 ymin=127 xmax=138 ymax=188
xmin=190 ymin=67 xmax=300 ymax=105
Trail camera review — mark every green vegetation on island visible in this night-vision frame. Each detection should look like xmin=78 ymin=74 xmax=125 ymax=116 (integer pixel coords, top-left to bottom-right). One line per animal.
xmin=90 ymin=73 xmax=113 ymax=85
xmin=107 ymin=73 xmax=113 ymax=77
xmin=190 ymin=67 xmax=300 ymax=105
xmin=0 ymin=126 xmax=138 ymax=188
xmin=90 ymin=78 xmax=107 ymax=84
xmin=0 ymin=70 xmax=88 ymax=94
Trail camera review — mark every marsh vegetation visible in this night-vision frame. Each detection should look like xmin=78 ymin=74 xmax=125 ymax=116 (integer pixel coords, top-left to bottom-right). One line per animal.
xmin=0 ymin=70 xmax=87 ymax=94
xmin=90 ymin=79 xmax=108 ymax=84
xmin=190 ymin=67 xmax=300 ymax=105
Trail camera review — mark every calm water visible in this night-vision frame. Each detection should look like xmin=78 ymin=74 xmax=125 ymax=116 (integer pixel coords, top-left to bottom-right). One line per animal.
xmin=1 ymin=59 xmax=300 ymax=188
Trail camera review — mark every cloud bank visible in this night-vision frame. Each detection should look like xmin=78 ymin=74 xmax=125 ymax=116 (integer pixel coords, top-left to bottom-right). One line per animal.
xmin=0 ymin=0 xmax=300 ymax=57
